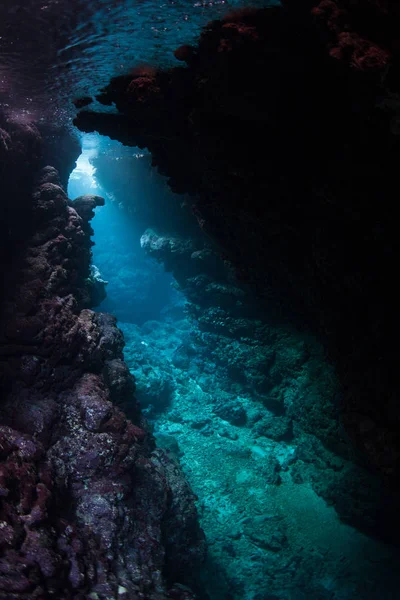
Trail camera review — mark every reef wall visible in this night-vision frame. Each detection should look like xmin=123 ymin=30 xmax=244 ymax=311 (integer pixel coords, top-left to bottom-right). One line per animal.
xmin=0 ymin=119 xmax=206 ymax=599
xmin=88 ymin=154 xmax=400 ymax=598
xmin=74 ymin=1 xmax=400 ymax=484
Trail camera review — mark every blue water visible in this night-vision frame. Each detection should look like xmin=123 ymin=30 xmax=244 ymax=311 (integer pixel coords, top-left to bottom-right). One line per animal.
xmin=67 ymin=137 xmax=400 ymax=600
xmin=0 ymin=0 xmax=272 ymax=125
xmin=5 ymin=0 xmax=400 ymax=596
xmin=68 ymin=134 xmax=182 ymax=323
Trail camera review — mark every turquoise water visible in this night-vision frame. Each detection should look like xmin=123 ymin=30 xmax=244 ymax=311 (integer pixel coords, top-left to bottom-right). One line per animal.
xmin=2 ymin=0 xmax=398 ymax=594
xmin=67 ymin=137 xmax=400 ymax=600
xmin=68 ymin=134 xmax=183 ymax=322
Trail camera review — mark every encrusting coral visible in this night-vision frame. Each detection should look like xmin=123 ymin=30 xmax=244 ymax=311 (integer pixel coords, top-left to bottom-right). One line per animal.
xmin=0 ymin=120 xmax=206 ymax=599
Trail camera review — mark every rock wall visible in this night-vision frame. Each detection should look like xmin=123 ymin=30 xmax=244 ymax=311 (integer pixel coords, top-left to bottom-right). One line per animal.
xmin=136 ymin=228 xmax=398 ymax=542
xmin=0 ymin=121 xmax=206 ymax=599
xmin=77 ymin=147 xmax=399 ymax=548
xmin=73 ymin=2 xmax=400 ymax=483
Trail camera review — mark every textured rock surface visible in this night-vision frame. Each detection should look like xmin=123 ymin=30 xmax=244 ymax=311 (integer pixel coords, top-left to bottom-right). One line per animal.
xmin=0 ymin=121 xmax=206 ymax=599
xmin=74 ymin=2 xmax=400 ymax=483
xmin=38 ymin=123 xmax=81 ymax=190
xmin=310 ymin=0 xmax=400 ymax=74
xmin=121 ymin=315 xmax=400 ymax=600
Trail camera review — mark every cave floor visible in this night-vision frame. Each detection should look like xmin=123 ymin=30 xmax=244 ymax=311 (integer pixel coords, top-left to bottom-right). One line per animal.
xmin=120 ymin=318 xmax=400 ymax=600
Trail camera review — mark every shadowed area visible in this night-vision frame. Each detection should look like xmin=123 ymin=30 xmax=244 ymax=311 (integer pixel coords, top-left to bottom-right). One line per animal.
xmin=1 ymin=0 xmax=400 ymax=599
xmin=64 ymin=129 xmax=400 ymax=599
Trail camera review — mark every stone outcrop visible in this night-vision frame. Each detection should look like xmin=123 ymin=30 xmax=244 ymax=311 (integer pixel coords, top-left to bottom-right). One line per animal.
xmin=0 ymin=121 xmax=206 ymax=599
xmin=73 ymin=2 xmax=400 ymax=484
xmin=131 ymin=226 xmax=399 ymax=544
xmin=38 ymin=123 xmax=81 ymax=191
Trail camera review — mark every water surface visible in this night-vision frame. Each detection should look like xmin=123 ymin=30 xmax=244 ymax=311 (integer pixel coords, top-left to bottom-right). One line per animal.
xmin=0 ymin=0 xmax=268 ymax=125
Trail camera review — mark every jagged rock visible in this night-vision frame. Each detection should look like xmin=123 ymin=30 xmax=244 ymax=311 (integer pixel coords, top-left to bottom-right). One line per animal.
xmin=140 ymin=229 xmax=196 ymax=272
xmin=253 ymin=414 xmax=293 ymax=442
xmin=0 ymin=155 xmax=206 ymax=597
xmin=71 ymin=194 xmax=105 ymax=222
xmin=213 ymin=399 xmax=247 ymax=426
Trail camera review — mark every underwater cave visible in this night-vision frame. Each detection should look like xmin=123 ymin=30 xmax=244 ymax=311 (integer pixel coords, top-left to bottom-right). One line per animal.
xmin=1 ymin=1 xmax=400 ymax=599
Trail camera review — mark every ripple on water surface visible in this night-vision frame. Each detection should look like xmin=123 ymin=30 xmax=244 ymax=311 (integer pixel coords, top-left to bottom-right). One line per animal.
xmin=0 ymin=0 xmax=271 ymax=125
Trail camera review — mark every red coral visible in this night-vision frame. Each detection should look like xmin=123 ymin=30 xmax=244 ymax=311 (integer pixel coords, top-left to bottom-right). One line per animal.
xmin=312 ymin=0 xmax=395 ymax=73
xmin=174 ymin=44 xmax=196 ymax=63
xmin=331 ymin=31 xmax=390 ymax=70
xmin=127 ymin=75 xmax=162 ymax=106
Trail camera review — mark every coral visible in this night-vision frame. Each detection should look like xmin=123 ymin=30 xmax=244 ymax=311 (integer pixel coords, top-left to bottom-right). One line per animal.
xmin=0 ymin=122 xmax=206 ymax=597
xmin=174 ymin=45 xmax=197 ymax=65
xmin=213 ymin=399 xmax=247 ymax=426
xmin=311 ymin=0 xmax=399 ymax=74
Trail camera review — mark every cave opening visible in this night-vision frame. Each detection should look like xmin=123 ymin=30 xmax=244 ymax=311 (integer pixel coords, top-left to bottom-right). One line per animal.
xmin=67 ymin=133 xmax=180 ymax=324
xmin=64 ymin=132 xmax=400 ymax=600
xmin=1 ymin=0 xmax=400 ymax=598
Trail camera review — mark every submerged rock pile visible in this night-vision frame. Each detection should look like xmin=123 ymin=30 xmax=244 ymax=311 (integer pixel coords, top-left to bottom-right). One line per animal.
xmin=0 ymin=121 xmax=206 ymax=599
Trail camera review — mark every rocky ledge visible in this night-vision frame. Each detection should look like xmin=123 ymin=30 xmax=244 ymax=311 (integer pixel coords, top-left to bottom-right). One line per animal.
xmin=74 ymin=1 xmax=400 ymax=482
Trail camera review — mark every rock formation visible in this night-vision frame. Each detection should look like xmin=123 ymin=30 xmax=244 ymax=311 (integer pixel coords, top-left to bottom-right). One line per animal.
xmin=0 ymin=119 xmax=206 ymax=599
xmin=73 ymin=1 xmax=400 ymax=484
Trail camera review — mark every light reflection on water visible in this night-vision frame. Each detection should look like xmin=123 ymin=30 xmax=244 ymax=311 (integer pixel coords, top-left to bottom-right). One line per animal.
xmin=0 ymin=0 xmax=270 ymax=125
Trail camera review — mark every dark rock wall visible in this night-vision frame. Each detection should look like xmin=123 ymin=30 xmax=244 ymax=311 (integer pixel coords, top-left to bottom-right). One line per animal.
xmin=74 ymin=2 xmax=400 ymax=483
xmin=0 ymin=116 xmax=43 ymax=288
xmin=137 ymin=228 xmax=400 ymax=543
xmin=0 ymin=115 xmax=81 ymax=305
xmin=79 ymin=149 xmax=398 ymax=542
xmin=91 ymin=152 xmax=201 ymax=241
xmin=0 ymin=121 xmax=206 ymax=599
xmin=38 ymin=123 xmax=81 ymax=191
